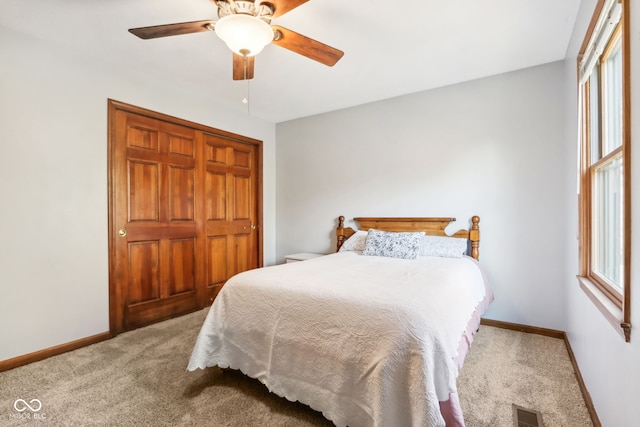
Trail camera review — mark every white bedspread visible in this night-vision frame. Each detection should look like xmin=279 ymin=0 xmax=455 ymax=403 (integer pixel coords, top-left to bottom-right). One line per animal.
xmin=187 ymin=252 xmax=487 ymax=427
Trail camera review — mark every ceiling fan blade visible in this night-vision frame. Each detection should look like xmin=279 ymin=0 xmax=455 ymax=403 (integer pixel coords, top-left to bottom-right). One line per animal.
xmin=269 ymin=0 xmax=309 ymax=18
xmin=128 ymin=20 xmax=215 ymax=39
xmin=271 ymin=25 xmax=344 ymax=67
xmin=233 ymin=54 xmax=255 ymax=80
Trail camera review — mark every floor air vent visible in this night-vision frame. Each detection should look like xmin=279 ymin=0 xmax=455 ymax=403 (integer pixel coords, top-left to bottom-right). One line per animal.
xmin=512 ymin=404 xmax=544 ymax=427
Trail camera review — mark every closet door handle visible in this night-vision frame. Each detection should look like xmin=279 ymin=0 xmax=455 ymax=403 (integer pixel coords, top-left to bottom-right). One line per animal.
xmin=118 ymin=228 xmax=127 ymax=237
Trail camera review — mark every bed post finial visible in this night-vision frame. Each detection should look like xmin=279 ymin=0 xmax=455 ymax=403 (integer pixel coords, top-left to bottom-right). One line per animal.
xmin=470 ymin=216 xmax=480 ymax=260
xmin=336 ymin=216 xmax=346 ymax=252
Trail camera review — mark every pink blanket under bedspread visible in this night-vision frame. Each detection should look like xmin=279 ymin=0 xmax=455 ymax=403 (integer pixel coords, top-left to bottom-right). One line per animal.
xmin=188 ymin=252 xmax=492 ymax=427
xmin=441 ymin=258 xmax=494 ymax=426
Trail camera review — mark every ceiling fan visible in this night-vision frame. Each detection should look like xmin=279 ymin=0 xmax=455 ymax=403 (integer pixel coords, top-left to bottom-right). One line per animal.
xmin=128 ymin=0 xmax=344 ymax=80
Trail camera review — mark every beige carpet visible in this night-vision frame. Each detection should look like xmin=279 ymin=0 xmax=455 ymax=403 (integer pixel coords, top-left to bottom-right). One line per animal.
xmin=0 ymin=309 xmax=592 ymax=426
xmin=457 ymin=326 xmax=593 ymax=427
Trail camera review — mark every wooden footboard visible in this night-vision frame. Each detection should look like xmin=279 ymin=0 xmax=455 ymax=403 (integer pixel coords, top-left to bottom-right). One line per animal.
xmin=336 ymin=216 xmax=480 ymax=260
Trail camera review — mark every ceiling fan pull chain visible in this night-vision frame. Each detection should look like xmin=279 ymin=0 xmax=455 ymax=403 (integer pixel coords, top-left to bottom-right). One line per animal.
xmin=242 ymin=53 xmax=250 ymax=114
xmin=246 ymin=79 xmax=251 ymax=115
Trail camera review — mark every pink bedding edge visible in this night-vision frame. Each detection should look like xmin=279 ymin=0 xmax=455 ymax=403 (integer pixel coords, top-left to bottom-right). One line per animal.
xmin=439 ymin=258 xmax=494 ymax=427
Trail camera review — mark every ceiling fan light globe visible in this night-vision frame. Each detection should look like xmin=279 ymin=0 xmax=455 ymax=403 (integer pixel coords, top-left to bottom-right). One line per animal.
xmin=215 ymin=14 xmax=273 ymax=56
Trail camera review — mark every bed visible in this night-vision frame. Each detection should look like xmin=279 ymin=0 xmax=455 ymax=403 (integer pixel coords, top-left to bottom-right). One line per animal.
xmin=188 ymin=216 xmax=493 ymax=427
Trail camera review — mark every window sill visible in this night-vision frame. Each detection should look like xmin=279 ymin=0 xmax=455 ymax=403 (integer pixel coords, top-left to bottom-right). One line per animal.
xmin=578 ymin=276 xmax=631 ymax=342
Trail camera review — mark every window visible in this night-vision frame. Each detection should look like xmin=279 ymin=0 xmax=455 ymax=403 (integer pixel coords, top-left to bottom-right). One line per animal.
xmin=578 ymin=0 xmax=631 ymax=341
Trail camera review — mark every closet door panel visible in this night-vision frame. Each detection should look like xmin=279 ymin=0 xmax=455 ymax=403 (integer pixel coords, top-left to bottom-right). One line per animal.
xmin=206 ymin=171 xmax=227 ymax=221
xmin=168 ymin=238 xmax=196 ymax=296
xmin=203 ymin=134 xmax=258 ymax=303
xmin=111 ymin=109 xmax=199 ymax=331
xmin=128 ymin=161 xmax=159 ymax=222
xmin=128 ymin=241 xmax=160 ymax=304
xmin=168 ymin=165 xmax=195 ymax=221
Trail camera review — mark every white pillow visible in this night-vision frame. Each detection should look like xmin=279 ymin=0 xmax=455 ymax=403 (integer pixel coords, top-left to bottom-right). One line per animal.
xmin=339 ymin=230 xmax=368 ymax=252
xmin=419 ymin=235 xmax=468 ymax=258
xmin=362 ymin=229 xmax=424 ymax=260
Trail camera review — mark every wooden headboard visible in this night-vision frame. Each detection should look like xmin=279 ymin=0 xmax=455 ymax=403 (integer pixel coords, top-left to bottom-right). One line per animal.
xmin=336 ymin=216 xmax=481 ymax=260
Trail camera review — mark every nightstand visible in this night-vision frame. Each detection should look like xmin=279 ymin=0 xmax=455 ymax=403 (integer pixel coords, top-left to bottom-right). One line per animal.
xmin=284 ymin=252 xmax=324 ymax=263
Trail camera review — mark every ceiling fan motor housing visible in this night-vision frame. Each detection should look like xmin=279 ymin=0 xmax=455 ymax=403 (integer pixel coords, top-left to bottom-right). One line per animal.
xmin=216 ymin=1 xmax=274 ymax=23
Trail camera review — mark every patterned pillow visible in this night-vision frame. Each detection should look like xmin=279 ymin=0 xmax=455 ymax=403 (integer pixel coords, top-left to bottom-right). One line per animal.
xmin=339 ymin=230 xmax=368 ymax=252
xmin=419 ymin=235 xmax=468 ymax=258
xmin=362 ymin=229 xmax=424 ymax=259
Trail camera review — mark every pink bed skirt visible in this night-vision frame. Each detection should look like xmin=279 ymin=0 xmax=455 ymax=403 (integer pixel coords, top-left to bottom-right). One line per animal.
xmin=440 ymin=262 xmax=494 ymax=427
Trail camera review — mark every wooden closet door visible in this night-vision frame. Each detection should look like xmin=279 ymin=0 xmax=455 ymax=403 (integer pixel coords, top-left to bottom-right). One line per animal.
xmin=108 ymin=100 xmax=262 ymax=335
xmin=204 ymin=134 xmax=259 ymax=303
xmin=110 ymin=110 xmax=203 ymax=331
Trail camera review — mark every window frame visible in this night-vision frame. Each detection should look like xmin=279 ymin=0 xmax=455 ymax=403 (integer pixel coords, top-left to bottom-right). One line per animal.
xmin=577 ymin=0 xmax=631 ymax=342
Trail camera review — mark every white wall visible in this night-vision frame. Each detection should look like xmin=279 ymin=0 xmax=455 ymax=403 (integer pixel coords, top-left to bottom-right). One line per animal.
xmin=562 ymin=1 xmax=640 ymax=426
xmin=276 ymin=62 xmax=568 ymax=330
xmin=0 ymin=26 xmax=277 ymax=362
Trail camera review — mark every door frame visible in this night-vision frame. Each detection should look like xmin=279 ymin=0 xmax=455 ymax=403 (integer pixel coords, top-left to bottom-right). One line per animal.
xmin=107 ymin=99 xmax=263 ymax=336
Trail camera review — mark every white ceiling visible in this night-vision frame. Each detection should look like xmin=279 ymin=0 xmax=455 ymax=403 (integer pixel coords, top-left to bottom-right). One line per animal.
xmin=0 ymin=0 xmax=582 ymax=123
